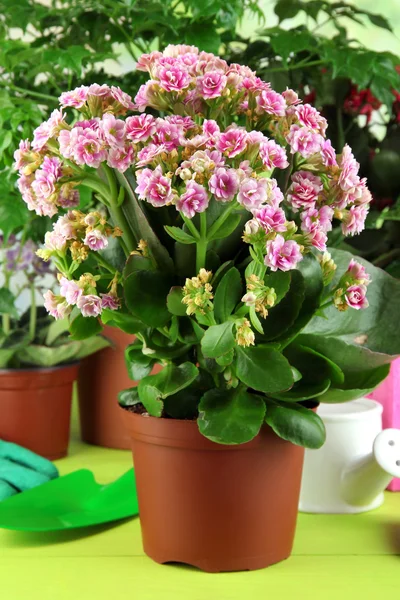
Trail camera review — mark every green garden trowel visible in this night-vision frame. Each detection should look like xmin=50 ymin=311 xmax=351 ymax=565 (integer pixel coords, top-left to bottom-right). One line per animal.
xmin=0 ymin=468 xmax=138 ymax=531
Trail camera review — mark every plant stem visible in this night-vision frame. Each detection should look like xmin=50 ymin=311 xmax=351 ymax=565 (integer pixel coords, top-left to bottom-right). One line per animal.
xmin=196 ymin=212 xmax=208 ymax=272
xmin=29 ymin=283 xmax=37 ymax=341
xmin=0 ymin=80 xmax=58 ymax=103
xmin=94 ymin=253 xmax=118 ymax=274
xmin=2 ymin=314 xmax=10 ymax=336
xmin=207 ymin=201 xmax=237 ymax=240
xmin=319 ymin=299 xmax=333 ymax=311
xmin=181 ymin=214 xmax=200 ymax=239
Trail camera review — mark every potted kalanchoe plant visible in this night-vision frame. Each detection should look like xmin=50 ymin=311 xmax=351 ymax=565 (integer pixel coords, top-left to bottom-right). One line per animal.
xmin=0 ymin=231 xmax=108 ymax=459
xmin=14 ymin=44 xmax=400 ymax=572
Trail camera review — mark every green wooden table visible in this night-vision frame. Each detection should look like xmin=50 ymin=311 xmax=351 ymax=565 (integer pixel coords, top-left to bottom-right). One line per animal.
xmin=1 ymin=410 xmax=400 ymax=599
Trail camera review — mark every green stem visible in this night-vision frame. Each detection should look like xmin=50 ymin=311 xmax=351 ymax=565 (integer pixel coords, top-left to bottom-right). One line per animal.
xmin=196 ymin=212 xmax=208 ymax=273
xmin=2 ymin=314 xmax=10 ymax=336
xmin=94 ymin=253 xmax=118 ymax=274
xmin=319 ymin=299 xmax=333 ymax=311
xmin=207 ymin=201 xmax=237 ymax=240
xmin=29 ymin=284 xmax=37 ymax=341
xmin=0 ymin=80 xmax=58 ymax=103
xmin=102 ymin=165 xmax=137 ymax=256
xmin=181 ymin=214 xmax=200 ymax=240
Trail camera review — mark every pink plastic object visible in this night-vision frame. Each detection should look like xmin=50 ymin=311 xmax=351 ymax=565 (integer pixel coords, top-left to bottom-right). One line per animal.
xmin=368 ymin=357 xmax=400 ymax=491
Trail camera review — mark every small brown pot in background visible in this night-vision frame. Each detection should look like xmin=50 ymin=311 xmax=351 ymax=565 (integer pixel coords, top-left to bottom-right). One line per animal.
xmin=0 ymin=363 xmax=78 ymax=460
xmin=122 ymin=409 xmax=305 ymax=573
xmin=78 ymin=326 xmax=134 ymax=449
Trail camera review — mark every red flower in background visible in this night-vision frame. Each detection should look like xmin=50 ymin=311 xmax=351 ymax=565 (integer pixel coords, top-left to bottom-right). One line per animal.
xmin=343 ymin=84 xmax=381 ymax=123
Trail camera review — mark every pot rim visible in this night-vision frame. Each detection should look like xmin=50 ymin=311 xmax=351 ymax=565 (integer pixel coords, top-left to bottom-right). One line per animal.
xmin=0 ymin=361 xmax=80 ymax=375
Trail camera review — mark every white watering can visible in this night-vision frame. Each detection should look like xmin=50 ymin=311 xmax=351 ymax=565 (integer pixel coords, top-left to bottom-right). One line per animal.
xmin=299 ymin=398 xmax=400 ymax=514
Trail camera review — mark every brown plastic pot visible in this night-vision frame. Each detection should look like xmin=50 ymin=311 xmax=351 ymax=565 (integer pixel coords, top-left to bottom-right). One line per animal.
xmin=77 ymin=326 xmax=134 ymax=449
xmin=122 ymin=409 xmax=305 ymax=572
xmin=0 ymin=363 xmax=78 ymax=460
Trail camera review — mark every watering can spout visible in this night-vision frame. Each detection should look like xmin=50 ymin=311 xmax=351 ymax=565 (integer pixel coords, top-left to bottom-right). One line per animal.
xmin=341 ymin=429 xmax=400 ymax=508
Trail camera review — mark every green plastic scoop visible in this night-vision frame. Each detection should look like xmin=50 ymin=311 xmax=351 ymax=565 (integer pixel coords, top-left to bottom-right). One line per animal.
xmin=0 ymin=468 xmax=138 ymax=531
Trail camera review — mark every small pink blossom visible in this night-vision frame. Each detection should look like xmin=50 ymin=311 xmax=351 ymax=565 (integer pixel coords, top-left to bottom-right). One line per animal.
xmin=84 ymin=229 xmax=109 ymax=251
xmin=301 ymin=205 xmax=333 ymax=233
xmin=265 ymin=235 xmax=303 ymax=272
xmin=77 ymin=294 xmax=103 ymax=318
xmin=345 ymin=284 xmax=369 ymax=310
xmin=43 ymin=290 xmax=70 ymax=320
xmin=100 ymin=113 xmax=126 ymax=146
xmin=59 ymin=86 xmax=88 ymax=108
xmin=259 ymin=139 xmax=289 ymax=170
xmin=282 ymin=88 xmax=301 ymax=106
xmin=339 ymin=145 xmax=360 ymax=192
xmin=287 ymin=125 xmax=323 ymax=157
xmin=158 ymin=66 xmax=191 ymax=92
xmin=176 ymin=181 xmax=209 ymax=218
xmin=237 ymin=178 xmax=268 ymax=211
xmin=136 ymin=144 xmax=166 ymax=167
xmin=13 ymin=139 xmax=31 ymax=172
xmin=153 ymin=119 xmax=182 ymax=151
xmin=74 ymin=129 xmax=107 ymax=168
xmin=41 ymin=156 xmax=62 ymax=178
xmin=59 ymin=277 xmax=83 ymax=305
xmin=138 ymin=165 xmax=173 ymax=207
xmin=32 ymin=121 xmax=51 ymax=151
xmin=209 ymin=167 xmax=239 ymax=202
xmin=32 ymin=168 xmax=57 ymax=201
xmin=58 ymin=186 xmax=80 ymax=208
xmin=54 ymin=213 xmax=77 ymax=239
xmin=136 ymin=51 xmax=163 ymax=73
xmin=87 ymin=84 xmax=111 ymax=98
xmin=125 ymin=114 xmax=156 ymax=143
xmin=164 ymin=44 xmax=199 ymax=57
xmin=266 ymin=179 xmax=284 ymax=207
xmin=321 ymin=139 xmax=337 ymax=167
xmin=254 ymin=205 xmax=286 ymax=233
xmin=165 ymin=115 xmax=195 ymax=131
xmin=203 ymin=119 xmax=220 ymax=144
xmin=306 ymin=224 xmax=328 ymax=251
xmin=107 ymin=145 xmax=135 ymax=172
xmin=101 ymin=293 xmax=120 ymax=310
xmin=110 ymin=86 xmax=135 ymax=110
xmin=197 ymin=71 xmax=227 ymax=99
xmin=287 ymin=170 xmax=323 ymax=212
xmin=257 ymin=90 xmax=286 ymax=117
xmin=341 ymin=204 xmax=368 ymax=236
xmin=295 ymin=104 xmax=327 ymax=134
xmin=217 ymin=128 xmax=247 ymax=158
xmin=346 ymin=259 xmax=370 ymax=284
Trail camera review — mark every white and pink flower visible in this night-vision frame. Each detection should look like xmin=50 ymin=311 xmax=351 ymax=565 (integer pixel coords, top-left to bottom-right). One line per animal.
xmin=287 ymin=171 xmax=323 ymax=212
xmin=209 ymin=167 xmax=239 ymax=202
xmin=176 ymin=181 xmax=209 ymax=218
xmin=265 ymin=235 xmax=303 ymax=272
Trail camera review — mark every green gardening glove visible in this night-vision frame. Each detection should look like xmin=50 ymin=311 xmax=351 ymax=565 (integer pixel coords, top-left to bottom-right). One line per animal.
xmin=0 ymin=440 xmax=59 ymax=501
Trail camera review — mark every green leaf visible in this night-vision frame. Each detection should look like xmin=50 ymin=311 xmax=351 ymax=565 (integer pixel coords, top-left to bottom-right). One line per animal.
xmin=268 ymin=28 xmax=315 ymax=63
xmin=101 ymin=308 xmax=145 ymax=334
xmin=167 ymin=287 xmax=187 ymax=316
xmin=284 ymin=343 xmax=345 ymax=387
xmin=214 ymin=267 xmax=242 ymax=323
xmin=198 ymin=387 xmax=266 ymax=444
xmin=138 ymin=362 xmax=199 ymax=416
xmin=264 ymin=270 xmax=291 ymax=304
xmin=365 ymin=12 xmax=392 ymax=32
xmin=74 ymin=336 xmax=110 ymax=360
xmin=164 ymin=226 xmax=196 ymax=245
xmin=124 ymin=270 xmax=171 ymax=327
xmin=0 ymin=196 xmax=29 ymax=242
xmin=235 ymin=345 xmax=294 ymax=394
xmin=265 ymin=401 xmax=326 ymax=449
xmin=125 ymin=342 xmax=155 ymax=380
xmin=249 ymin=306 xmax=263 ymax=335
xmin=201 ymin=322 xmax=235 ymax=358
xmin=270 ymin=378 xmax=331 ymax=402
xmin=0 ymin=289 xmax=18 ymax=318
xmin=259 ymin=270 xmax=305 ymax=340
xmin=118 ymin=387 xmax=140 ymax=408
xmin=274 ymin=0 xmax=301 ymax=22
xmin=45 ymin=318 xmax=70 ymax=346
xmin=207 ymin=214 xmax=241 ymax=241
xmin=69 ymin=311 xmax=102 ymax=341
xmin=314 ymin=367 xmax=390 ymax=403
xmin=16 ymin=342 xmax=81 ymax=367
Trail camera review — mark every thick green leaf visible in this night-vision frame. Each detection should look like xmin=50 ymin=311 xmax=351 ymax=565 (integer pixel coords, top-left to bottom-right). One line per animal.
xmin=207 ymin=214 xmax=242 ymax=241
xmin=259 ymin=270 xmax=305 ymax=340
xmin=125 ymin=342 xmax=155 ymax=380
xmin=264 ymin=270 xmax=291 ymax=304
xmin=124 ymin=270 xmax=171 ymax=327
xmin=201 ymin=322 xmax=235 ymax=358
xmin=139 ymin=384 xmax=164 ymax=417
xmin=118 ymin=387 xmax=140 ymax=408
xmin=265 ymin=402 xmax=326 ymax=449
xmin=270 ymin=378 xmax=331 ymax=402
xmin=198 ymin=387 xmax=266 ymax=444
xmin=123 ymin=254 xmax=154 ymax=279
xmin=69 ymin=311 xmax=102 ymax=340
xmin=16 ymin=342 xmax=81 ymax=367
xmin=165 ymin=226 xmax=196 ymax=245
xmin=214 ymin=267 xmax=242 ymax=323
xmin=138 ymin=362 xmax=199 ymax=416
xmin=74 ymin=336 xmax=110 ymax=360
xmin=45 ymin=318 xmax=70 ymax=346
xmin=315 ymin=368 xmax=390 ymax=403
xmin=235 ymin=345 xmax=294 ymax=394
xmin=284 ymin=343 xmax=345 ymax=387
xmin=0 ymin=196 xmax=29 ymax=242
xmin=0 ymin=288 xmax=18 ymax=318
xmin=167 ymin=287 xmax=187 ymax=316
xmin=101 ymin=308 xmax=145 ymax=334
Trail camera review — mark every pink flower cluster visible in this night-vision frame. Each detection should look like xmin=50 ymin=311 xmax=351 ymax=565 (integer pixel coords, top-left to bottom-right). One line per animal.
xmin=44 ymin=276 xmax=119 ymax=320
xmin=334 ymin=258 xmax=371 ymax=311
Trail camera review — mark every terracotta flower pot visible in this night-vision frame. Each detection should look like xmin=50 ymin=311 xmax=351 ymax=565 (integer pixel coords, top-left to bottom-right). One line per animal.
xmin=77 ymin=327 xmax=134 ymax=449
xmin=122 ymin=409 xmax=305 ymax=572
xmin=0 ymin=363 xmax=78 ymax=460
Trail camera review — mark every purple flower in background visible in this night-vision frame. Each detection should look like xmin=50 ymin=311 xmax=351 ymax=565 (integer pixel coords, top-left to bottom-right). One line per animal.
xmin=6 ymin=240 xmax=37 ymax=271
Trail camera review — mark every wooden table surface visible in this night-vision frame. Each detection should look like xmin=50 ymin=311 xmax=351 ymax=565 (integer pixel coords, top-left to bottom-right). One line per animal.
xmin=1 ymin=404 xmax=400 ymax=600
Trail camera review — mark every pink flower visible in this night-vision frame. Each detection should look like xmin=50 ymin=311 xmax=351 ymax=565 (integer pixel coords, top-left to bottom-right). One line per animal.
xmin=77 ymin=294 xmax=103 ymax=318
xmin=197 ymin=71 xmax=227 ymax=99
xmin=346 ymin=259 xmax=371 ymax=284
xmin=165 ymin=115 xmax=195 ymax=131
xmin=259 ymin=139 xmax=289 ymax=170
xmin=153 ymin=119 xmax=182 ymax=151
xmin=301 ymin=206 xmax=333 ymax=233
xmin=217 ymin=128 xmax=247 ymax=158
xmin=84 ymin=229 xmax=109 ymax=251
xmin=339 ymin=145 xmax=360 ymax=192
xmin=257 ymin=90 xmax=286 ymax=117
xmin=136 ymin=144 xmax=166 ymax=167
xmin=74 ymin=129 xmax=107 ymax=168
xmin=287 ymin=125 xmax=323 ymax=157
xmin=41 ymin=156 xmax=62 ymax=178
xmin=164 ymin=44 xmax=199 ymax=57
xmin=209 ymin=167 xmax=239 ymax=202
xmin=125 ymin=114 xmax=156 ymax=142
xmin=140 ymin=166 xmax=173 ymax=207
xmin=237 ymin=178 xmax=268 ymax=211
xmin=110 ymin=86 xmax=135 ymax=110
xmin=176 ymin=181 xmax=209 ymax=218
xmin=266 ymin=179 xmax=284 ymax=207
xmin=254 ymin=205 xmax=286 ymax=233
xmin=54 ymin=213 xmax=77 ymax=239
xmin=282 ymin=88 xmax=301 ymax=106
xmin=59 ymin=277 xmax=83 ymax=305
xmin=342 ymin=204 xmax=368 ymax=236
xmin=44 ymin=230 xmax=67 ymax=252
xmin=345 ymin=284 xmax=369 ymax=310
xmin=43 ymin=291 xmax=70 ymax=320
xmin=58 ymin=129 xmax=74 ymax=159
xmin=101 ymin=293 xmax=120 ymax=310
xmin=136 ymin=51 xmax=163 ymax=73
xmin=295 ymin=104 xmax=327 ymax=134
xmin=100 ymin=113 xmax=126 ymax=146
xmin=306 ymin=224 xmax=328 ymax=251
xmin=265 ymin=235 xmax=303 ymax=272
xmin=158 ymin=66 xmax=191 ymax=92
xmin=32 ymin=121 xmax=51 ymax=151
xmin=287 ymin=171 xmax=323 ymax=212
xmin=321 ymin=139 xmax=337 ymax=167
xmin=203 ymin=119 xmax=220 ymax=144
xmin=107 ymin=145 xmax=135 ymax=172
xmin=58 ymin=186 xmax=80 ymax=208
xmin=13 ymin=139 xmax=31 ymax=172
xmin=32 ymin=168 xmax=57 ymax=201
xmin=87 ymin=84 xmax=111 ymax=98
xmin=133 ymin=84 xmax=150 ymax=112
xmin=59 ymin=86 xmax=88 ymax=108
xmin=237 ymin=160 xmax=253 ymax=180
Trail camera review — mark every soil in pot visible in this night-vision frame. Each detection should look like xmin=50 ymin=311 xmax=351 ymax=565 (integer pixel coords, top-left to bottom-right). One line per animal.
xmin=0 ymin=363 xmax=78 ymax=460
xmin=122 ymin=409 xmax=305 ymax=573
